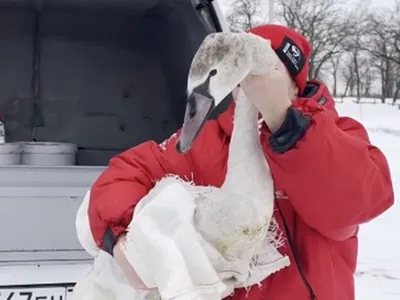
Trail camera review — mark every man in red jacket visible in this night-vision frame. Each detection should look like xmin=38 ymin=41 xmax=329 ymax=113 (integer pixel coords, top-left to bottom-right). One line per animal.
xmin=83 ymin=24 xmax=394 ymax=300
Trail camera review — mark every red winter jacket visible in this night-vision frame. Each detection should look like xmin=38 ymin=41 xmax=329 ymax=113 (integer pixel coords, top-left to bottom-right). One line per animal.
xmin=87 ymin=81 xmax=394 ymax=300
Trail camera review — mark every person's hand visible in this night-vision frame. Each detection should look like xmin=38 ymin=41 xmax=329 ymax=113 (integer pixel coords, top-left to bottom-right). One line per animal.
xmin=240 ymin=68 xmax=293 ymax=133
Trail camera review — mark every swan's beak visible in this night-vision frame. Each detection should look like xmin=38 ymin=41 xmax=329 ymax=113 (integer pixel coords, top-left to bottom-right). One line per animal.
xmin=176 ymin=91 xmax=215 ymax=153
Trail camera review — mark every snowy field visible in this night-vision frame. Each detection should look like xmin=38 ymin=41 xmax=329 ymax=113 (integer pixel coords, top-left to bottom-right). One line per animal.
xmin=335 ymin=99 xmax=400 ymax=299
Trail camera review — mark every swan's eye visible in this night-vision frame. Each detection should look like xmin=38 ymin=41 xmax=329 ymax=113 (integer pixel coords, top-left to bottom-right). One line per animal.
xmin=209 ymin=69 xmax=217 ymax=77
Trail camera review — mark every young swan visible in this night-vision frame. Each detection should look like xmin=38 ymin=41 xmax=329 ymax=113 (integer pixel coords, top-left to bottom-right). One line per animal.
xmin=176 ymin=32 xmax=279 ymax=264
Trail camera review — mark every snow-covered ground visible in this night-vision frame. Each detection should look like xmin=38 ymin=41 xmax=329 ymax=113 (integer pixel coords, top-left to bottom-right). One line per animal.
xmin=335 ymin=98 xmax=400 ymax=299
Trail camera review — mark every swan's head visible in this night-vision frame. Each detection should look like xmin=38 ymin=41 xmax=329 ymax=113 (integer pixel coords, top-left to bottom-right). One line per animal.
xmin=176 ymin=32 xmax=257 ymax=153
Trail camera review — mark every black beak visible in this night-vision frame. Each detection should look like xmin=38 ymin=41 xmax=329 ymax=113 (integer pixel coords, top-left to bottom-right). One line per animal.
xmin=176 ymin=91 xmax=215 ymax=153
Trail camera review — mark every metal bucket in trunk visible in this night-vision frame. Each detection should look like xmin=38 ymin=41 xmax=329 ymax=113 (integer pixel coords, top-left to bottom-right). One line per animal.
xmin=0 ymin=143 xmax=22 ymax=165
xmin=21 ymin=142 xmax=77 ymax=166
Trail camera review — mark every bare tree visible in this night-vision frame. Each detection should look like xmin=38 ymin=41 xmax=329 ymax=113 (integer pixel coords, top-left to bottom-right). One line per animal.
xmin=343 ymin=31 xmax=364 ymax=102
xmin=225 ymin=0 xmax=269 ymax=32
xmin=329 ymin=54 xmax=342 ymax=97
xmin=341 ymin=56 xmax=356 ymax=98
xmin=372 ymin=30 xmax=394 ymax=100
xmin=391 ymin=63 xmax=400 ymax=105
xmin=277 ymin=0 xmax=353 ymax=80
xmin=340 ymin=53 xmax=375 ymax=101
xmin=362 ymin=3 xmax=400 ymax=102
xmin=360 ymin=57 xmax=375 ymax=98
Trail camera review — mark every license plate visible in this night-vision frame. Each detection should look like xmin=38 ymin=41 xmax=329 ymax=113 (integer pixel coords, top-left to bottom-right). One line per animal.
xmin=0 ymin=287 xmax=66 ymax=300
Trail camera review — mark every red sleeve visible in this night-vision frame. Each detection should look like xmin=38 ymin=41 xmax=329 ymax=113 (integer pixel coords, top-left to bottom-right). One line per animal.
xmin=88 ymin=131 xmax=191 ymax=249
xmin=267 ymin=100 xmax=394 ymax=241
xmin=87 ymin=121 xmax=222 ymax=250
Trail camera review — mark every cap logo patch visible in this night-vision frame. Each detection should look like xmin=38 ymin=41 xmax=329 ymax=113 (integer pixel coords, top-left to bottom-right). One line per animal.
xmin=276 ymin=36 xmax=306 ymax=77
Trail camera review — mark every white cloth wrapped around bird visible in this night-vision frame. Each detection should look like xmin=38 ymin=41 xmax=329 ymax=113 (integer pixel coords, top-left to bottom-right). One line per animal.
xmin=73 ymin=31 xmax=291 ymax=300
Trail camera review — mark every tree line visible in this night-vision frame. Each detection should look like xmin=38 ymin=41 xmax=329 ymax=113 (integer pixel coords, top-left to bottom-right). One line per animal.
xmin=225 ymin=0 xmax=400 ymax=105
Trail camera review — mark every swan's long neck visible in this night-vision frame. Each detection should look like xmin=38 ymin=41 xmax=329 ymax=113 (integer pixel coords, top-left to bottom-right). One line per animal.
xmin=223 ymin=91 xmax=266 ymax=187
xmin=221 ymin=34 xmax=276 ymax=188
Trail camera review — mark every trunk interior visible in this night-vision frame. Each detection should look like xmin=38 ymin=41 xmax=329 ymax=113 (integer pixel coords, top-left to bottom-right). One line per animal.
xmin=0 ymin=0 xmax=227 ymax=166
xmin=0 ymin=0 xmax=230 ymax=267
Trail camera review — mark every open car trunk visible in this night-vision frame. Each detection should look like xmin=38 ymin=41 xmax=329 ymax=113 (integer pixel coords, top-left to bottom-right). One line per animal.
xmin=0 ymin=0 xmax=228 ymax=166
xmin=0 ymin=0 xmax=228 ymax=271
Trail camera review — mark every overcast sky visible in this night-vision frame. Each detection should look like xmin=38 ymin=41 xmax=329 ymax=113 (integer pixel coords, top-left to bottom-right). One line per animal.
xmin=368 ymin=0 xmax=396 ymax=6
xmin=217 ymin=0 xmax=396 ymax=16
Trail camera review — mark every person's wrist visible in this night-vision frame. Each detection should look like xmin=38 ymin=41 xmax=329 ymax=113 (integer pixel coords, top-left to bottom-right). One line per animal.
xmin=261 ymin=99 xmax=291 ymax=133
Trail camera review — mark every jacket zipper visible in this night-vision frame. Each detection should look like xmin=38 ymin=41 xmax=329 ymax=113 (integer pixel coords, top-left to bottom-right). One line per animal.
xmin=276 ymin=200 xmax=317 ymax=300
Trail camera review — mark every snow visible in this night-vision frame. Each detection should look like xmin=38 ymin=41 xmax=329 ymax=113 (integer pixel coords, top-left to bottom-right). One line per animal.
xmin=0 ymin=98 xmax=398 ymax=299
xmin=335 ymin=98 xmax=400 ymax=299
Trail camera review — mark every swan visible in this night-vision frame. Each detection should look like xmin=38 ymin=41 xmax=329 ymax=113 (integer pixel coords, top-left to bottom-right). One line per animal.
xmin=176 ymin=31 xmax=279 ymax=261
xmin=74 ymin=31 xmax=290 ymax=300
